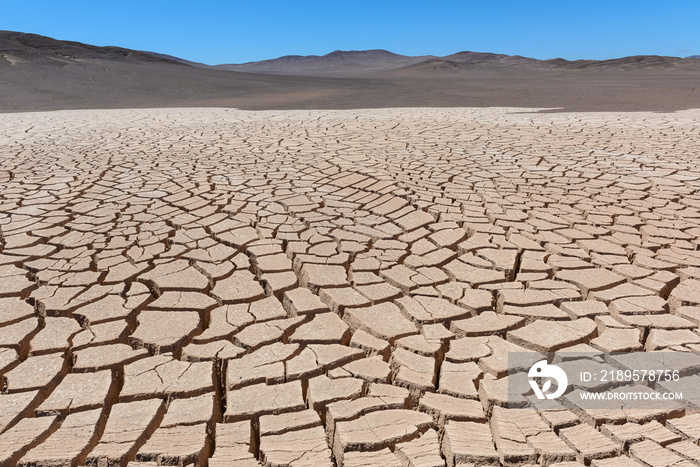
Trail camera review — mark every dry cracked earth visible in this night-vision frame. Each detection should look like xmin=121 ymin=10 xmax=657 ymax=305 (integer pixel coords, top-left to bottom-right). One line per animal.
xmin=1 ymin=107 xmax=700 ymax=467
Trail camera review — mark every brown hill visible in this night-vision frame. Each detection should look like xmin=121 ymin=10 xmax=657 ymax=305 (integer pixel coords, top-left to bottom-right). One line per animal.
xmin=545 ymin=55 xmax=698 ymax=70
xmin=0 ymin=31 xmax=182 ymax=66
xmin=215 ymin=49 xmax=431 ymax=76
xmin=2 ymin=31 xmax=700 ymax=112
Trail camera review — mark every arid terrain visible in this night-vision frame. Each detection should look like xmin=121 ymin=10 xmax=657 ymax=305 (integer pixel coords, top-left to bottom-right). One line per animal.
xmin=3 ymin=31 xmax=700 ymax=112
xmin=1 ymin=107 xmax=700 ymax=466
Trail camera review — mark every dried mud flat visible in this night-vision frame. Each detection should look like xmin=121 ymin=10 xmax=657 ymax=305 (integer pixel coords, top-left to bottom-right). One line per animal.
xmin=1 ymin=107 xmax=700 ymax=467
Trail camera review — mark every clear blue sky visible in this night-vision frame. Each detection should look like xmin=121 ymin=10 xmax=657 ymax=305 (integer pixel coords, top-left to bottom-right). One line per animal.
xmin=3 ymin=1 xmax=698 ymax=65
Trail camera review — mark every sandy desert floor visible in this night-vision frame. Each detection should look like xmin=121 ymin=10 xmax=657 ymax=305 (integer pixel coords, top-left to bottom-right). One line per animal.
xmin=1 ymin=107 xmax=700 ymax=466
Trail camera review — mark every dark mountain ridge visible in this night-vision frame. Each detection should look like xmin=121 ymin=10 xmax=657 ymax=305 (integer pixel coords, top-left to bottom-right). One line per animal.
xmin=0 ymin=31 xmax=182 ymax=65
xmin=2 ymin=31 xmax=700 ymax=113
xmin=3 ymin=31 xmax=698 ymax=74
xmin=216 ymin=48 xmax=700 ymax=75
xmin=215 ymin=49 xmax=433 ymax=75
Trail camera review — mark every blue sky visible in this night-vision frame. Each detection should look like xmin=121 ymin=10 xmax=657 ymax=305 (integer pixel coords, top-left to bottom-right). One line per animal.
xmin=3 ymin=1 xmax=698 ymax=65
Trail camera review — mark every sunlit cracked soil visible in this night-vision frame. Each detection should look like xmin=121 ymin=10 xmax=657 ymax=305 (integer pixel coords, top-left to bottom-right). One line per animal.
xmin=1 ymin=107 xmax=700 ymax=466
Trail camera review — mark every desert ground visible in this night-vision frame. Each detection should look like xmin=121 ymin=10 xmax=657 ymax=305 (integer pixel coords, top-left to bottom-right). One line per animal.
xmin=4 ymin=31 xmax=700 ymax=113
xmin=1 ymin=107 xmax=700 ymax=466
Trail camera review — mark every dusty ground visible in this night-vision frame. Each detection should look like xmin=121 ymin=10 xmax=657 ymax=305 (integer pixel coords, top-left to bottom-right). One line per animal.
xmin=5 ymin=31 xmax=700 ymax=113
xmin=1 ymin=107 xmax=700 ymax=466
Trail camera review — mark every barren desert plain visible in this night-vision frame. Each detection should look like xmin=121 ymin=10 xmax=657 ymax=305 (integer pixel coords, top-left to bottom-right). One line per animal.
xmin=2 ymin=31 xmax=700 ymax=467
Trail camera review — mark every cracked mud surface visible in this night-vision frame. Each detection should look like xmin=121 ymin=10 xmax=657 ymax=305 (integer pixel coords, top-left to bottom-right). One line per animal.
xmin=1 ymin=107 xmax=700 ymax=466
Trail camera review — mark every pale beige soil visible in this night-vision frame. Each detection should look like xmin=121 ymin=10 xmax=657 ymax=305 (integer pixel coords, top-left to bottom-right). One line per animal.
xmin=0 ymin=107 xmax=699 ymax=466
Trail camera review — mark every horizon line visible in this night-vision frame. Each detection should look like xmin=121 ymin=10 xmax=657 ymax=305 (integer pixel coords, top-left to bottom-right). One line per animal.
xmin=3 ymin=30 xmax=698 ymax=67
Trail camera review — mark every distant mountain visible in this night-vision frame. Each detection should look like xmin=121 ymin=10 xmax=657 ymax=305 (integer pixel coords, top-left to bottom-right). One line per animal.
xmin=215 ymin=49 xmax=433 ymax=76
xmin=443 ymin=51 xmax=536 ymax=65
xmin=401 ymin=58 xmax=465 ymax=71
xmin=545 ymin=55 xmax=692 ymax=70
xmin=2 ymin=31 xmax=700 ymax=112
xmin=4 ymin=30 xmax=697 ymax=77
xmin=0 ymin=30 xmax=391 ymax=112
xmin=215 ymin=49 xmax=538 ymax=76
xmin=0 ymin=30 xmax=183 ymax=66
xmin=216 ymin=49 xmax=700 ymax=76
